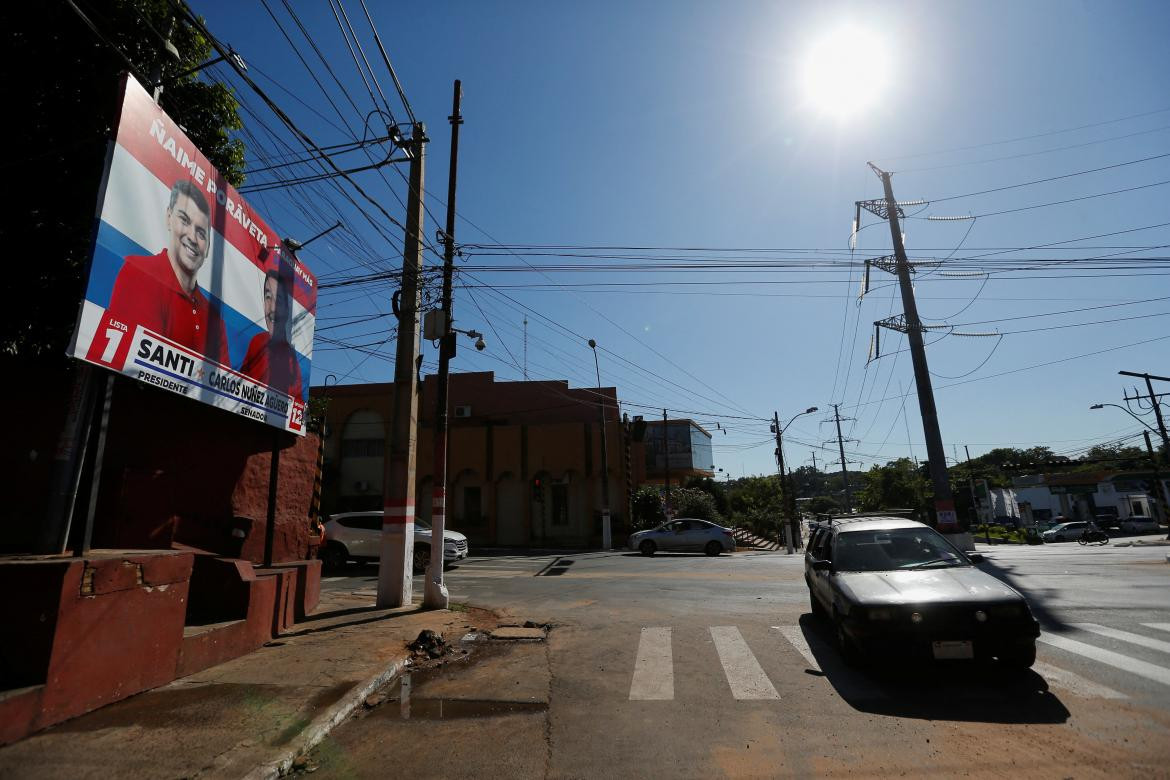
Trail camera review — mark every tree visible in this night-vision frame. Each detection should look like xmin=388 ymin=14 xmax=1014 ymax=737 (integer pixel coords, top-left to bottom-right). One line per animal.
xmin=631 ymin=486 xmax=665 ymax=530
xmin=805 ymin=496 xmax=840 ymax=516
xmin=684 ymin=476 xmax=728 ymax=514
xmin=672 ymin=487 xmax=721 ymax=523
xmin=4 ymin=0 xmax=245 ymax=365
xmin=725 ymin=475 xmax=785 ymax=537
xmin=630 ymin=485 xmax=722 ymax=530
xmin=856 ymin=459 xmax=930 ymax=516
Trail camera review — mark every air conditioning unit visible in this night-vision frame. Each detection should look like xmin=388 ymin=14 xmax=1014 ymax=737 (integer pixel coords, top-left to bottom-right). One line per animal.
xmin=454 ymin=405 xmax=472 ymax=418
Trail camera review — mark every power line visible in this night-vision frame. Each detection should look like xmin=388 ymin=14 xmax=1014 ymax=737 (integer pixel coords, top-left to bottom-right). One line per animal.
xmin=949 ymin=178 xmax=1170 ymax=220
xmin=874 ymin=106 xmax=1170 ymax=164
xmin=927 ymin=151 xmax=1170 ymax=204
xmin=896 ymin=124 xmax=1170 ymax=174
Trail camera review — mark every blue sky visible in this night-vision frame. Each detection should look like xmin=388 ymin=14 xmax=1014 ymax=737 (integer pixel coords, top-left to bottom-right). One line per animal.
xmin=194 ymin=0 xmax=1170 ymax=478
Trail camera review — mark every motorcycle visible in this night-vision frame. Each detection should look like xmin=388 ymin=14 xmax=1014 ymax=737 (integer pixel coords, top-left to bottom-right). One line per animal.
xmin=1077 ymin=527 xmax=1110 ymax=546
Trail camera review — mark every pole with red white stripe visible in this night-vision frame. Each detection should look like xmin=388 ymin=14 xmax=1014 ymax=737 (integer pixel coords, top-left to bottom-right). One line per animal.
xmin=377 ymin=122 xmax=426 ymax=608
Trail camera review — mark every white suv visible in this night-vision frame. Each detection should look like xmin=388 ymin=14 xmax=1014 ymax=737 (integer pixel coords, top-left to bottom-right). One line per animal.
xmin=321 ymin=511 xmax=469 ymax=572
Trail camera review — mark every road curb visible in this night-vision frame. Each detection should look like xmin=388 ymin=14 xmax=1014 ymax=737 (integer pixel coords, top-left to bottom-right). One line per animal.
xmin=243 ymin=652 xmax=410 ymax=780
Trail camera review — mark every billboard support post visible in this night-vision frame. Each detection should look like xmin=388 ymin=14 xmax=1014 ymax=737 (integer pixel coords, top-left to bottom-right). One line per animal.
xmin=77 ymin=374 xmax=115 ymax=557
xmin=45 ymin=367 xmax=96 ymax=553
xmin=264 ymin=429 xmax=280 ymax=567
xmin=378 ymin=122 xmax=427 ymax=609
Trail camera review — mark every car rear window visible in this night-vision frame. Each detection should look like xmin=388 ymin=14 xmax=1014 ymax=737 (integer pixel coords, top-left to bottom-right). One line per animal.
xmin=337 ymin=514 xmax=381 ymax=531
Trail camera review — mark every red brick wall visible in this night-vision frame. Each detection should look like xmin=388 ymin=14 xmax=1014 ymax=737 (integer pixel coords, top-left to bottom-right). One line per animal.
xmin=5 ymin=373 xmax=317 ymax=563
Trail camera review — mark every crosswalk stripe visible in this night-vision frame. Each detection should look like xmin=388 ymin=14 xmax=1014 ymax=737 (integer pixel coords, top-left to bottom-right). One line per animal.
xmin=1070 ymin=623 xmax=1170 ymax=654
xmin=772 ymin=626 xmax=820 ymax=671
xmin=710 ymin=626 xmax=780 ymax=700
xmin=1038 ymin=634 xmax=1170 ymax=687
xmin=1144 ymin=623 xmax=1170 ymax=634
xmin=1032 ymin=661 xmax=1127 ymax=700
xmin=629 ymin=627 xmax=674 ymax=701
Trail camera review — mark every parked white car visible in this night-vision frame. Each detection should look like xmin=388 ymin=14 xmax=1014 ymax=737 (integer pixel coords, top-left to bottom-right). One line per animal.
xmin=1119 ymin=516 xmax=1161 ymax=534
xmin=321 ymin=511 xmax=469 ymax=572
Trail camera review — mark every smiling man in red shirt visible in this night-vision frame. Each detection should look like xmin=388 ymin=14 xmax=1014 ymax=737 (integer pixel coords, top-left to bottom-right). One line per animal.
xmin=240 ymin=267 xmax=303 ymax=398
xmin=92 ymin=178 xmax=230 ymax=366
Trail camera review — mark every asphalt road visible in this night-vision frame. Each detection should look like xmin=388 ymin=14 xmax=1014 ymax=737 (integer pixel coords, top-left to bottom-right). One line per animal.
xmin=309 ymin=539 xmax=1170 ymax=778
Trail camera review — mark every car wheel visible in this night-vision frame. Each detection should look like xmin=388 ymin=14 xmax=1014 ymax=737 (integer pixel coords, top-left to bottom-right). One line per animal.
xmin=320 ymin=542 xmax=348 ymax=572
xmin=704 ymin=541 xmax=722 ymax=557
xmin=639 ymin=540 xmax=657 ymax=557
xmin=412 ymin=544 xmax=430 ymax=574
xmin=834 ymin=612 xmax=862 ymax=666
xmin=998 ymin=641 xmax=1037 ymax=670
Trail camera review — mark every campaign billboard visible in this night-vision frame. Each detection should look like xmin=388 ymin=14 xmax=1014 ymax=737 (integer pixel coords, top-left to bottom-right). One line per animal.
xmin=67 ymin=74 xmax=316 ymax=435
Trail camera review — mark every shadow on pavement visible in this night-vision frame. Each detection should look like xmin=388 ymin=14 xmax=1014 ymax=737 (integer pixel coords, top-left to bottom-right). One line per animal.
xmin=618 ymin=552 xmax=724 ymax=559
xmin=301 ymin=603 xmax=389 ymax=622
xmin=281 ymin=606 xmax=427 ymax=638
xmin=970 ymin=556 xmax=1070 ymax=634
xmin=796 ymin=614 xmax=1070 ymax=725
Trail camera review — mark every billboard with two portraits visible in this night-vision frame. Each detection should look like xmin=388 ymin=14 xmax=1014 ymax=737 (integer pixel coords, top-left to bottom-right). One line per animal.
xmin=67 ymin=74 xmax=316 ymax=434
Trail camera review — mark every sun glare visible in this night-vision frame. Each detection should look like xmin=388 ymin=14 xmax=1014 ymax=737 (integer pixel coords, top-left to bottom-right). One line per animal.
xmin=800 ymin=25 xmax=891 ymax=119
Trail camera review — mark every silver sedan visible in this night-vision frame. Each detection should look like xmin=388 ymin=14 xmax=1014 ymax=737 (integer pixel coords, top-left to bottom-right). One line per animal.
xmin=628 ymin=518 xmax=737 ymax=557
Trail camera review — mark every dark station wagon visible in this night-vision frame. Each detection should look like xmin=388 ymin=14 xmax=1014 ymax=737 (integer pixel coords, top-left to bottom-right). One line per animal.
xmin=805 ymin=516 xmax=1040 ymax=668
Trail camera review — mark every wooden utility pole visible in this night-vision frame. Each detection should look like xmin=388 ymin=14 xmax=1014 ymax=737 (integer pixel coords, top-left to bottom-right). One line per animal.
xmin=1120 ymin=371 xmax=1170 ymax=463
xmin=1142 ymin=431 xmax=1168 ymax=527
xmin=378 ymin=122 xmax=427 ymax=608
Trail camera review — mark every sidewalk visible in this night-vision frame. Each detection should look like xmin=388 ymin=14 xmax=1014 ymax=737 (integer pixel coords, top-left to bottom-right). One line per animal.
xmin=0 ymin=589 xmax=498 ymax=779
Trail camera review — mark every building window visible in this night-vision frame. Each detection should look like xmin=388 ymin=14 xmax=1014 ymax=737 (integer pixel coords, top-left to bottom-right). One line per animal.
xmin=551 ymin=484 xmax=569 ymax=526
xmin=341 ymin=438 xmax=385 ymax=457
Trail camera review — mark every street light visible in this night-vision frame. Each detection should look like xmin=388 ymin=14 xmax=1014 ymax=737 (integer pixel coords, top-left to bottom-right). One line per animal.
xmin=773 ymin=406 xmax=818 ymax=554
xmin=587 ymin=340 xmax=612 ymax=549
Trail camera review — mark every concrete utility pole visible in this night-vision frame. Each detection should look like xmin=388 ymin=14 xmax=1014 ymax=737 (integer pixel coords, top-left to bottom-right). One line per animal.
xmin=865 ymin=164 xmax=962 ymax=542
xmin=588 ymin=340 xmax=612 ymax=549
xmin=832 ymin=404 xmax=853 ymax=514
xmin=773 ymin=406 xmax=818 ymax=553
xmin=378 ymin=122 xmax=427 ymax=608
xmin=423 ymin=83 xmax=463 ymax=610
xmin=773 ymin=412 xmax=792 ymax=554
xmin=662 ymin=409 xmax=672 ymax=519
xmin=623 ymin=412 xmax=634 ymax=537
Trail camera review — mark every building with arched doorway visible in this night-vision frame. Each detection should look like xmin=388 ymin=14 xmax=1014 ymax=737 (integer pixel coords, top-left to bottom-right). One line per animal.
xmin=313 ymin=372 xmax=648 ymax=548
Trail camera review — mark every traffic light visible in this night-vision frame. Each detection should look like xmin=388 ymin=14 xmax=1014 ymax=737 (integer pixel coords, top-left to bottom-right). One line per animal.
xmin=532 ymin=477 xmax=545 ymax=502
